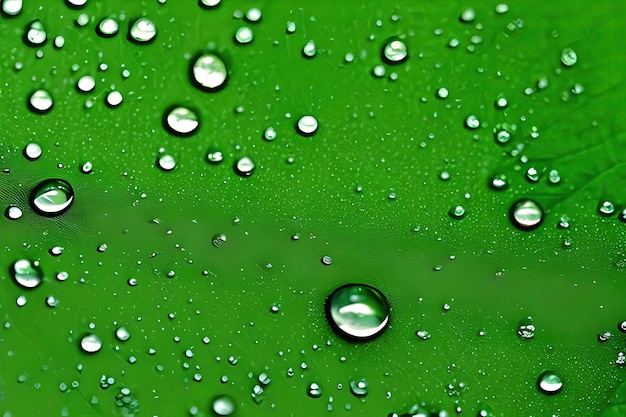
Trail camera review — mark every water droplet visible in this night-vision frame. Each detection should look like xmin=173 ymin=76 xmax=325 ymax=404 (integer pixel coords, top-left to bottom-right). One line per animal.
xmin=560 ymin=48 xmax=577 ymax=67
xmin=349 ymin=380 xmax=368 ymax=397
xmin=129 ymin=18 xmax=156 ymax=43
xmin=115 ymin=327 xmax=130 ymax=341
xmin=234 ymin=26 xmax=253 ymax=44
xmin=199 ymin=0 xmax=220 ymax=7
xmin=598 ymin=331 xmax=612 ymax=342
xmin=436 ymin=87 xmax=449 ymax=99
xmin=302 ymin=40 xmax=316 ymax=58
xmin=308 ymin=383 xmax=322 ymax=398
xmin=191 ymin=53 xmax=228 ymax=91
xmin=321 ymin=255 xmax=332 ymax=265
xmin=212 ymin=233 xmax=227 ymax=247
xmin=465 ymin=115 xmax=480 ymax=129
xmin=459 ymin=8 xmax=476 ymax=23
xmin=81 ymin=161 xmax=93 ymax=174
xmin=489 ymin=174 xmax=508 ymax=190
xmin=263 ymin=127 xmax=277 ymax=141
xmin=382 ymin=37 xmax=408 ymax=64
xmin=77 ymin=75 xmax=95 ymax=93
xmin=46 ymin=295 xmax=59 ymax=307
xmin=80 ymin=334 xmax=102 ymax=353
xmin=106 ymin=91 xmax=123 ymax=107
xmin=599 ymin=201 xmax=615 ymax=216
xmin=97 ymin=16 xmax=119 ymax=37
xmin=510 ymin=199 xmax=543 ymax=231
xmin=449 ymin=205 xmax=465 ymax=219
xmin=28 ymin=89 xmax=53 ymax=113
xmin=164 ymin=106 xmax=199 ymax=136
xmin=234 ymin=157 xmax=255 ymax=177
xmin=495 ymin=3 xmax=509 ymax=14
xmin=75 ymin=13 xmax=88 ymax=26
xmin=493 ymin=123 xmax=515 ymax=144
xmin=244 ymin=8 xmax=261 ymax=22
xmin=24 ymin=20 xmax=46 ymax=46
xmin=5 ymin=205 xmax=23 ymax=220
xmin=157 ymin=154 xmax=176 ymax=171
xmin=537 ymin=371 xmax=562 ymax=395
xmin=2 ymin=0 xmax=22 ymax=16
xmin=66 ymin=0 xmax=87 ymax=7
xmin=24 ymin=143 xmax=42 ymax=160
xmin=372 ymin=65 xmax=386 ymax=78
xmin=296 ymin=115 xmax=318 ymax=136
xmin=548 ymin=169 xmax=561 ymax=184
xmin=326 ymin=283 xmax=390 ymax=341
xmin=286 ymin=21 xmax=296 ymax=33
xmin=494 ymin=94 xmax=508 ymax=109
xmin=212 ymin=395 xmax=235 ymax=416
xmin=30 ymin=178 xmax=74 ymax=216
xmin=11 ymin=259 xmax=43 ymax=289
xmin=56 ymin=271 xmax=69 ymax=281
xmin=526 ymin=167 xmax=540 ymax=182
xmin=415 ymin=330 xmax=431 ymax=340
xmin=618 ymin=321 xmax=626 ymax=334
xmin=517 ymin=316 xmax=535 ymax=339
xmin=16 ymin=295 xmax=27 ymax=307
xmin=206 ymin=150 xmax=224 ymax=164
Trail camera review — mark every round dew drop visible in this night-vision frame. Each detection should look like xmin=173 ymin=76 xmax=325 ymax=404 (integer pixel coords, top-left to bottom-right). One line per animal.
xmin=157 ymin=154 xmax=176 ymax=171
xmin=234 ymin=26 xmax=253 ymax=44
xmin=6 ymin=206 xmax=23 ymax=220
xmin=80 ymin=334 xmax=103 ymax=354
xmin=537 ymin=371 xmax=562 ymax=395
xmin=325 ymin=283 xmax=390 ymax=341
xmin=164 ymin=106 xmax=199 ymax=136
xmin=24 ymin=143 xmax=42 ymax=160
xmin=560 ymin=48 xmax=577 ymax=67
xmin=24 ymin=20 xmax=46 ymax=46
xmin=302 ymin=40 xmax=316 ymax=58
xmin=382 ymin=37 xmax=408 ymax=64
xmin=2 ymin=0 xmax=23 ymax=16
xmin=97 ymin=17 xmax=119 ymax=37
xmin=106 ymin=91 xmax=123 ymax=107
xmin=28 ymin=90 xmax=53 ymax=113
xmin=510 ymin=199 xmax=543 ymax=231
xmin=296 ymin=115 xmax=318 ymax=136
xmin=30 ymin=178 xmax=74 ymax=217
xmin=11 ymin=259 xmax=43 ymax=289
xmin=77 ymin=75 xmax=95 ymax=93
xmin=234 ymin=157 xmax=255 ymax=177
xmin=128 ymin=18 xmax=157 ymax=43
xmin=192 ymin=53 xmax=228 ymax=91
xmin=244 ymin=7 xmax=261 ymax=22
xmin=212 ymin=395 xmax=235 ymax=416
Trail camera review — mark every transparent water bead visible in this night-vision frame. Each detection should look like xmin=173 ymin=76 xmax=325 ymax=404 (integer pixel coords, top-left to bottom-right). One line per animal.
xmin=28 ymin=90 xmax=53 ymax=113
xmin=212 ymin=395 xmax=235 ymax=416
xmin=11 ymin=259 xmax=43 ymax=289
xmin=296 ymin=115 xmax=318 ymax=136
xmin=489 ymin=174 xmax=508 ymax=190
xmin=537 ymin=371 xmax=562 ymax=395
xmin=308 ymin=383 xmax=322 ymax=398
xmin=115 ymin=327 xmax=131 ymax=341
xmin=302 ymin=40 xmax=316 ymax=58
xmin=349 ymin=380 xmax=368 ymax=397
xmin=382 ymin=37 xmax=408 ymax=64
xmin=234 ymin=157 xmax=255 ymax=177
xmin=97 ymin=16 xmax=119 ymax=37
xmin=157 ymin=154 xmax=176 ymax=171
xmin=234 ymin=26 xmax=253 ymax=44
xmin=105 ymin=91 xmax=123 ymax=107
xmin=449 ymin=205 xmax=465 ymax=219
xmin=510 ymin=199 xmax=543 ymax=231
xmin=245 ymin=7 xmax=261 ymax=22
xmin=6 ymin=205 xmax=23 ymax=220
xmin=465 ymin=115 xmax=480 ymax=129
xmin=263 ymin=127 xmax=277 ymax=141
xmin=80 ymin=333 xmax=102 ymax=353
xmin=2 ymin=0 xmax=22 ymax=16
xmin=77 ymin=75 xmax=95 ymax=92
xmin=459 ymin=8 xmax=476 ymax=22
xmin=30 ymin=178 xmax=74 ymax=216
xmin=560 ymin=47 xmax=577 ymax=67
xmin=598 ymin=201 xmax=615 ymax=216
xmin=326 ymin=283 xmax=390 ymax=341
xmin=517 ymin=316 xmax=535 ymax=339
xmin=24 ymin=143 xmax=42 ymax=160
xmin=24 ymin=20 xmax=46 ymax=46
xmin=165 ymin=107 xmax=199 ymax=136
xmin=129 ymin=18 xmax=157 ymax=43
xmin=199 ymin=0 xmax=221 ymax=7
xmin=192 ymin=53 xmax=228 ymax=91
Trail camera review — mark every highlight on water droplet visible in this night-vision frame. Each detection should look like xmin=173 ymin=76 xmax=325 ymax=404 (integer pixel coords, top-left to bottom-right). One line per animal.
xmin=509 ymin=199 xmax=543 ymax=231
xmin=11 ymin=259 xmax=44 ymax=289
xmin=164 ymin=106 xmax=199 ymax=136
xmin=537 ymin=371 xmax=562 ymax=395
xmin=325 ymin=283 xmax=390 ymax=341
xmin=191 ymin=53 xmax=228 ymax=91
xmin=28 ymin=89 xmax=54 ymax=114
xmin=128 ymin=17 xmax=157 ymax=43
xmin=30 ymin=178 xmax=74 ymax=217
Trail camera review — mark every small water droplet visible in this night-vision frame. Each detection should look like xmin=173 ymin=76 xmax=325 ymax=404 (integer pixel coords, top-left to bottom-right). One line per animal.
xmin=81 ymin=161 xmax=93 ymax=174
xmin=157 ymin=154 xmax=176 ymax=171
xmin=510 ymin=199 xmax=543 ymax=231
xmin=212 ymin=233 xmax=227 ymax=247
xmin=24 ymin=143 xmax=42 ymax=161
xmin=212 ymin=395 xmax=235 ymax=416
xmin=24 ymin=20 xmax=46 ymax=46
xmin=372 ymin=64 xmax=386 ymax=78
xmin=459 ymin=8 xmax=476 ymax=23
xmin=296 ymin=115 xmax=318 ymax=136
xmin=2 ymin=0 xmax=22 ymax=16
xmin=381 ymin=37 xmax=408 ymax=64
xmin=308 ymin=383 xmax=322 ymax=398
xmin=598 ymin=331 xmax=612 ymax=342
xmin=495 ymin=3 xmax=509 ymax=14
xmin=5 ymin=205 xmax=23 ymax=220
xmin=493 ymin=123 xmax=515 ymax=144
xmin=326 ymin=283 xmax=390 ymax=341
xmin=56 ymin=271 xmax=69 ymax=281
xmin=28 ymin=89 xmax=53 ymax=113
xmin=598 ymin=201 xmax=615 ymax=216
xmin=321 ymin=255 xmax=332 ymax=265
xmin=349 ymin=379 xmax=368 ymax=397
xmin=46 ymin=295 xmax=59 ymax=307
xmin=16 ymin=295 xmax=27 ymax=307
xmin=436 ymin=87 xmax=449 ymax=99
xmin=560 ymin=48 xmax=577 ymax=67
xmin=449 ymin=205 xmax=465 ymax=219
xmin=537 ymin=371 xmax=562 ymax=395
xmin=465 ymin=115 xmax=480 ymax=129
xmin=191 ymin=53 xmax=228 ymax=91
xmin=105 ymin=91 xmax=123 ymax=107
xmin=80 ymin=333 xmax=102 ymax=353
xmin=526 ymin=167 xmax=540 ymax=182
xmin=206 ymin=150 xmax=224 ymax=164
xmin=129 ymin=18 xmax=156 ymax=43
xmin=618 ymin=321 xmax=626 ymax=334
xmin=30 ymin=178 xmax=74 ymax=216
xmin=286 ymin=21 xmax=296 ymax=34
xmin=115 ymin=327 xmax=130 ymax=341
xmin=244 ymin=7 xmax=261 ymax=22
xmin=53 ymin=35 xmax=65 ymax=49
xmin=263 ymin=126 xmax=277 ymax=141
xmin=415 ymin=330 xmax=431 ymax=340
xmin=547 ymin=169 xmax=561 ymax=184
xmin=489 ymin=174 xmax=508 ymax=190
xmin=77 ymin=75 xmax=95 ymax=93
xmin=164 ymin=106 xmax=199 ymax=136
xmin=234 ymin=26 xmax=253 ymax=44
xmin=302 ymin=40 xmax=316 ymax=58
xmin=234 ymin=157 xmax=255 ymax=177
xmin=517 ymin=316 xmax=535 ymax=339
xmin=97 ymin=16 xmax=119 ymax=37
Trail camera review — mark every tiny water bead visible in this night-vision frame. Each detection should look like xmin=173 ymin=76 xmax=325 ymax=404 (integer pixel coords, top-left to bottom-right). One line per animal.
xmin=11 ymin=259 xmax=43 ymax=289
xmin=115 ymin=327 xmax=131 ymax=341
xmin=234 ymin=157 xmax=255 ymax=177
xmin=80 ymin=334 xmax=102 ymax=353
xmin=164 ymin=106 xmax=199 ymax=136
xmin=30 ymin=178 xmax=74 ymax=216
xmin=24 ymin=20 xmax=46 ymax=46
xmin=510 ymin=199 xmax=543 ymax=231
xmin=212 ymin=395 xmax=235 ymax=416
xmin=560 ymin=47 xmax=577 ymax=67
xmin=24 ymin=142 xmax=42 ymax=160
xmin=128 ymin=18 xmax=157 ymax=43
xmin=97 ymin=16 xmax=119 ymax=37
xmin=192 ymin=53 xmax=228 ymax=91
xmin=537 ymin=371 xmax=562 ymax=395
xmin=325 ymin=283 xmax=390 ymax=341
xmin=28 ymin=89 xmax=53 ymax=113
xmin=5 ymin=205 xmax=23 ymax=220
xmin=2 ymin=0 xmax=22 ymax=16
xmin=296 ymin=115 xmax=318 ymax=136
xmin=598 ymin=201 xmax=615 ymax=216
xmin=382 ymin=37 xmax=408 ymax=64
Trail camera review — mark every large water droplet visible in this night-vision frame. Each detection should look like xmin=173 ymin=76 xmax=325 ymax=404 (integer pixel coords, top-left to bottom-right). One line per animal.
xmin=97 ymin=16 xmax=119 ymax=37
xmin=296 ymin=115 xmax=318 ymax=136
xmin=191 ymin=53 xmax=228 ymax=91
xmin=164 ymin=106 xmax=199 ymax=136
xmin=302 ymin=40 xmax=316 ymax=58
xmin=11 ymin=259 xmax=43 ymax=289
xmin=560 ymin=47 xmax=577 ymax=67
xmin=234 ymin=26 xmax=253 ymax=44
xmin=244 ymin=7 xmax=262 ymax=22
xmin=212 ymin=395 xmax=235 ymax=416
xmin=349 ymin=379 xmax=369 ymax=397
xmin=30 ymin=178 xmax=74 ymax=216
xmin=80 ymin=333 xmax=103 ymax=353
xmin=599 ymin=200 xmax=615 ymax=216
xmin=128 ymin=18 xmax=156 ymax=43
xmin=24 ymin=143 xmax=42 ymax=160
xmin=28 ymin=90 xmax=54 ymax=114
xmin=24 ymin=20 xmax=46 ymax=46
xmin=234 ymin=157 xmax=255 ymax=177
xmin=77 ymin=75 xmax=95 ymax=93
xmin=382 ymin=37 xmax=408 ymax=64
xmin=325 ymin=283 xmax=390 ymax=341
xmin=510 ymin=199 xmax=543 ymax=231
xmin=157 ymin=154 xmax=176 ymax=171
xmin=537 ymin=371 xmax=562 ymax=395
xmin=2 ymin=0 xmax=22 ymax=16
xmin=307 ymin=383 xmax=322 ymax=398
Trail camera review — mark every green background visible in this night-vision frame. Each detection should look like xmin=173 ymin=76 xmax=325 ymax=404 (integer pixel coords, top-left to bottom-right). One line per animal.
xmin=1 ymin=0 xmax=625 ymax=416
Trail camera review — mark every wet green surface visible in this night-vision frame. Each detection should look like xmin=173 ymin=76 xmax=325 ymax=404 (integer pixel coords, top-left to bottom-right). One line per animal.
xmin=1 ymin=0 xmax=625 ymax=416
